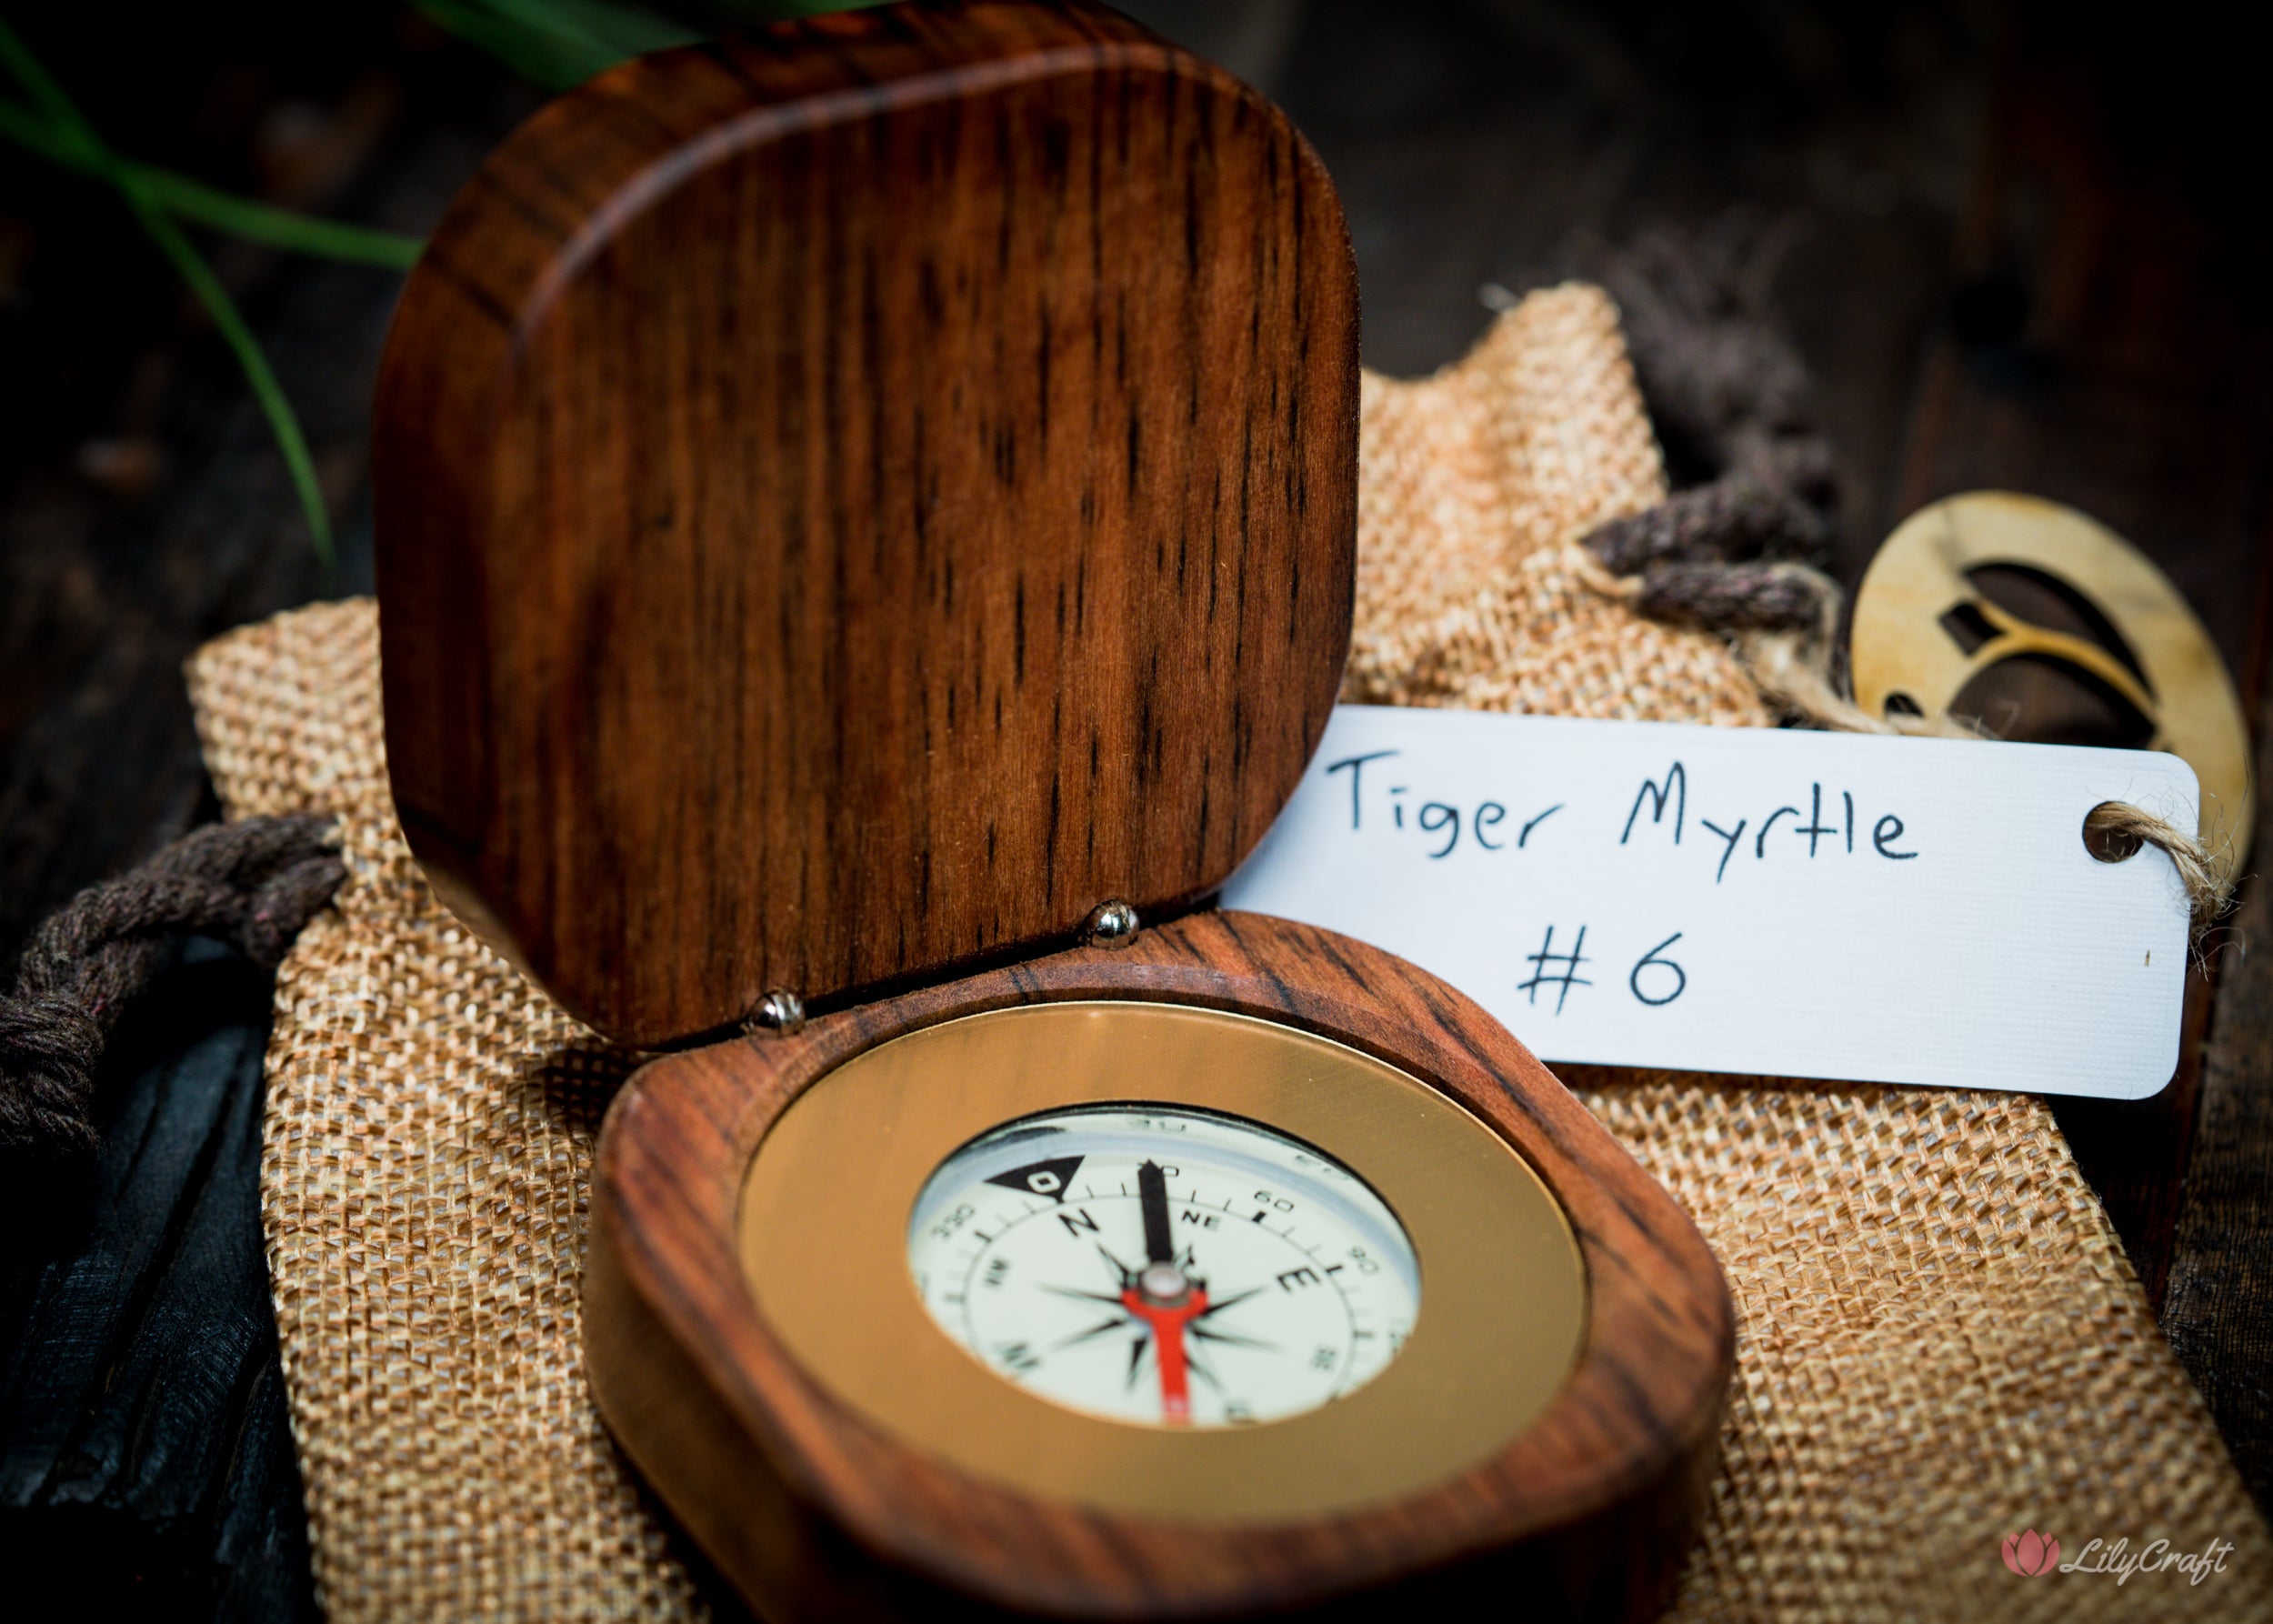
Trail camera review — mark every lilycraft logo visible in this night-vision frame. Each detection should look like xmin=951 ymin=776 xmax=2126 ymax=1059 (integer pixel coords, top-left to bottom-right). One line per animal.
xmin=2001 ymin=1530 xmax=2059 ymax=1577
xmin=1999 ymin=1529 xmax=2239 ymax=1585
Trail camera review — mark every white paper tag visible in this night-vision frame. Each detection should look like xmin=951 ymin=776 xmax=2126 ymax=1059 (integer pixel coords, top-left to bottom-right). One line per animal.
xmin=1221 ymin=707 xmax=2198 ymax=1098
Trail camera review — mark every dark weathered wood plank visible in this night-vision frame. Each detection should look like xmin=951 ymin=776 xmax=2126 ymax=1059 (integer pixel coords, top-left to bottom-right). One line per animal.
xmin=1887 ymin=5 xmax=2273 ymax=1311
xmin=2166 ymin=653 xmax=2273 ymax=1511
xmin=1258 ymin=0 xmax=1991 ymax=574
xmin=0 ymin=945 xmax=315 ymax=1622
xmin=0 ymin=30 xmax=526 ymax=1616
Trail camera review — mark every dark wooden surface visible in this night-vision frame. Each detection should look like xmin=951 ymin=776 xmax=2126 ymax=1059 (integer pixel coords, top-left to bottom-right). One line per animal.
xmin=2167 ymin=668 xmax=2273 ymax=1518
xmin=375 ymin=0 xmax=1360 ymax=1048
xmin=1887 ymin=7 xmax=2273 ymax=1317
xmin=1 ymin=12 xmax=515 ymax=1619
xmin=591 ymin=908 xmax=1730 ymax=1621
xmin=0 ymin=943 xmax=315 ymax=1621
xmin=4 ymin=1 xmax=2269 ymax=1616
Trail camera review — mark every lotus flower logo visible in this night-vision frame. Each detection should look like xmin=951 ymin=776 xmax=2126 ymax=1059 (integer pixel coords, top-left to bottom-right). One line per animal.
xmin=2002 ymin=1530 xmax=2061 ymax=1577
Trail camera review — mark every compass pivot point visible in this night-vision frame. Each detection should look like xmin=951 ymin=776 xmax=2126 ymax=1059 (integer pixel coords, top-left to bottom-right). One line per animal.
xmin=1136 ymin=1262 xmax=1191 ymax=1306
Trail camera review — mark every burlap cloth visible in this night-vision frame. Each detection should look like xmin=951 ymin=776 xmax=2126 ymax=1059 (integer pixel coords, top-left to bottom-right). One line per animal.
xmin=187 ymin=284 xmax=2273 ymax=1620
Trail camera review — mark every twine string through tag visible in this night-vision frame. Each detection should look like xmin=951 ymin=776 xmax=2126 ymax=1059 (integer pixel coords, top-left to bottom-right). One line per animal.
xmin=1549 ymin=225 xmax=2237 ymax=947
xmin=1569 ymin=547 xmax=2234 ymax=945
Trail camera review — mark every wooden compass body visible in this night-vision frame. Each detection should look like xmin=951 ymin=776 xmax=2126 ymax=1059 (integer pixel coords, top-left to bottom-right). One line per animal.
xmin=371 ymin=4 xmax=1733 ymax=1619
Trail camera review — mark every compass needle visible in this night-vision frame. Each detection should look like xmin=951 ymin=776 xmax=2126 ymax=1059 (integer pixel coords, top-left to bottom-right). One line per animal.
xmin=1137 ymin=1160 xmax=1175 ymax=1267
xmin=906 ymin=1103 xmax=1425 ymax=1430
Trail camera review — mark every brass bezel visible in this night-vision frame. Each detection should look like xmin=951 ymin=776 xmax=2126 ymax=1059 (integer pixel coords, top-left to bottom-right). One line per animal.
xmin=738 ymin=1002 xmax=1587 ymax=1521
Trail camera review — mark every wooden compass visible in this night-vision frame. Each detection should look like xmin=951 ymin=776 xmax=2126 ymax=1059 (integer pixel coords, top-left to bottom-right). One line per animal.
xmin=370 ymin=3 xmax=1732 ymax=1619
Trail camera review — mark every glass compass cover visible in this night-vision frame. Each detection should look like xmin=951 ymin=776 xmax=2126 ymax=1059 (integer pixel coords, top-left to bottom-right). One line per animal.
xmin=907 ymin=1104 xmax=1421 ymax=1428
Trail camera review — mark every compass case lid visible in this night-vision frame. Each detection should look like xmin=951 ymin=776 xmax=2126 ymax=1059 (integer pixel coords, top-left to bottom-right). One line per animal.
xmin=372 ymin=0 xmax=1360 ymax=1047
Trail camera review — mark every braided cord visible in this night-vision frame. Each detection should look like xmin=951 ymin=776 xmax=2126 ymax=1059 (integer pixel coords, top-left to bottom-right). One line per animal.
xmin=0 ymin=813 xmax=345 ymax=1190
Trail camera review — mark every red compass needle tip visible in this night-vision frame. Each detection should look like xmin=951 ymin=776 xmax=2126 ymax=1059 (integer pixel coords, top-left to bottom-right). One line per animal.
xmin=1122 ymin=1286 xmax=1209 ymax=1424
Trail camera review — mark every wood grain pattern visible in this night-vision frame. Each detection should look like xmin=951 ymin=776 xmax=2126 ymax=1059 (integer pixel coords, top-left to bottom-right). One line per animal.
xmin=586 ymin=909 xmax=1733 ymax=1621
xmin=372 ymin=0 xmax=1361 ymax=1048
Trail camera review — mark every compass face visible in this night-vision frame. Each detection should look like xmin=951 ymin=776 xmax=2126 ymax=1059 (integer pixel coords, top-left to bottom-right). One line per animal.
xmin=906 ymin=1105 xmax=1420 ymax=1429
xmin=743 ymin=1002 xmax=1590 ymax=1519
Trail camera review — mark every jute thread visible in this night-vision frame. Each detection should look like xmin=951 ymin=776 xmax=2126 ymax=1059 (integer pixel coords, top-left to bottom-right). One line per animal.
xmin=1563 ymin=546 xmax=2232 ymax=936
xmin=172 ymin=280 xmax=2272 ymax=1620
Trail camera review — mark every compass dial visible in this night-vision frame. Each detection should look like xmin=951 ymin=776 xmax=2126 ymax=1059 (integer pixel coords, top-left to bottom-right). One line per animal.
xmin=907 ymin=1105 xmax=1420 ymax=1429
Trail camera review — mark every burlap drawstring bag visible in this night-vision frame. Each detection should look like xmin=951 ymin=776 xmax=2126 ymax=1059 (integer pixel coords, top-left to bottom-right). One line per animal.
xmin=187 ymin=283 xmax=2273 ymax=1621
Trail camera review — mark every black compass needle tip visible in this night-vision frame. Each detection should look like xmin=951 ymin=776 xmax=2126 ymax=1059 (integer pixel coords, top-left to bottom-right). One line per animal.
xmin=1136 ymin=1159 xmax=1175 ymax=1268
